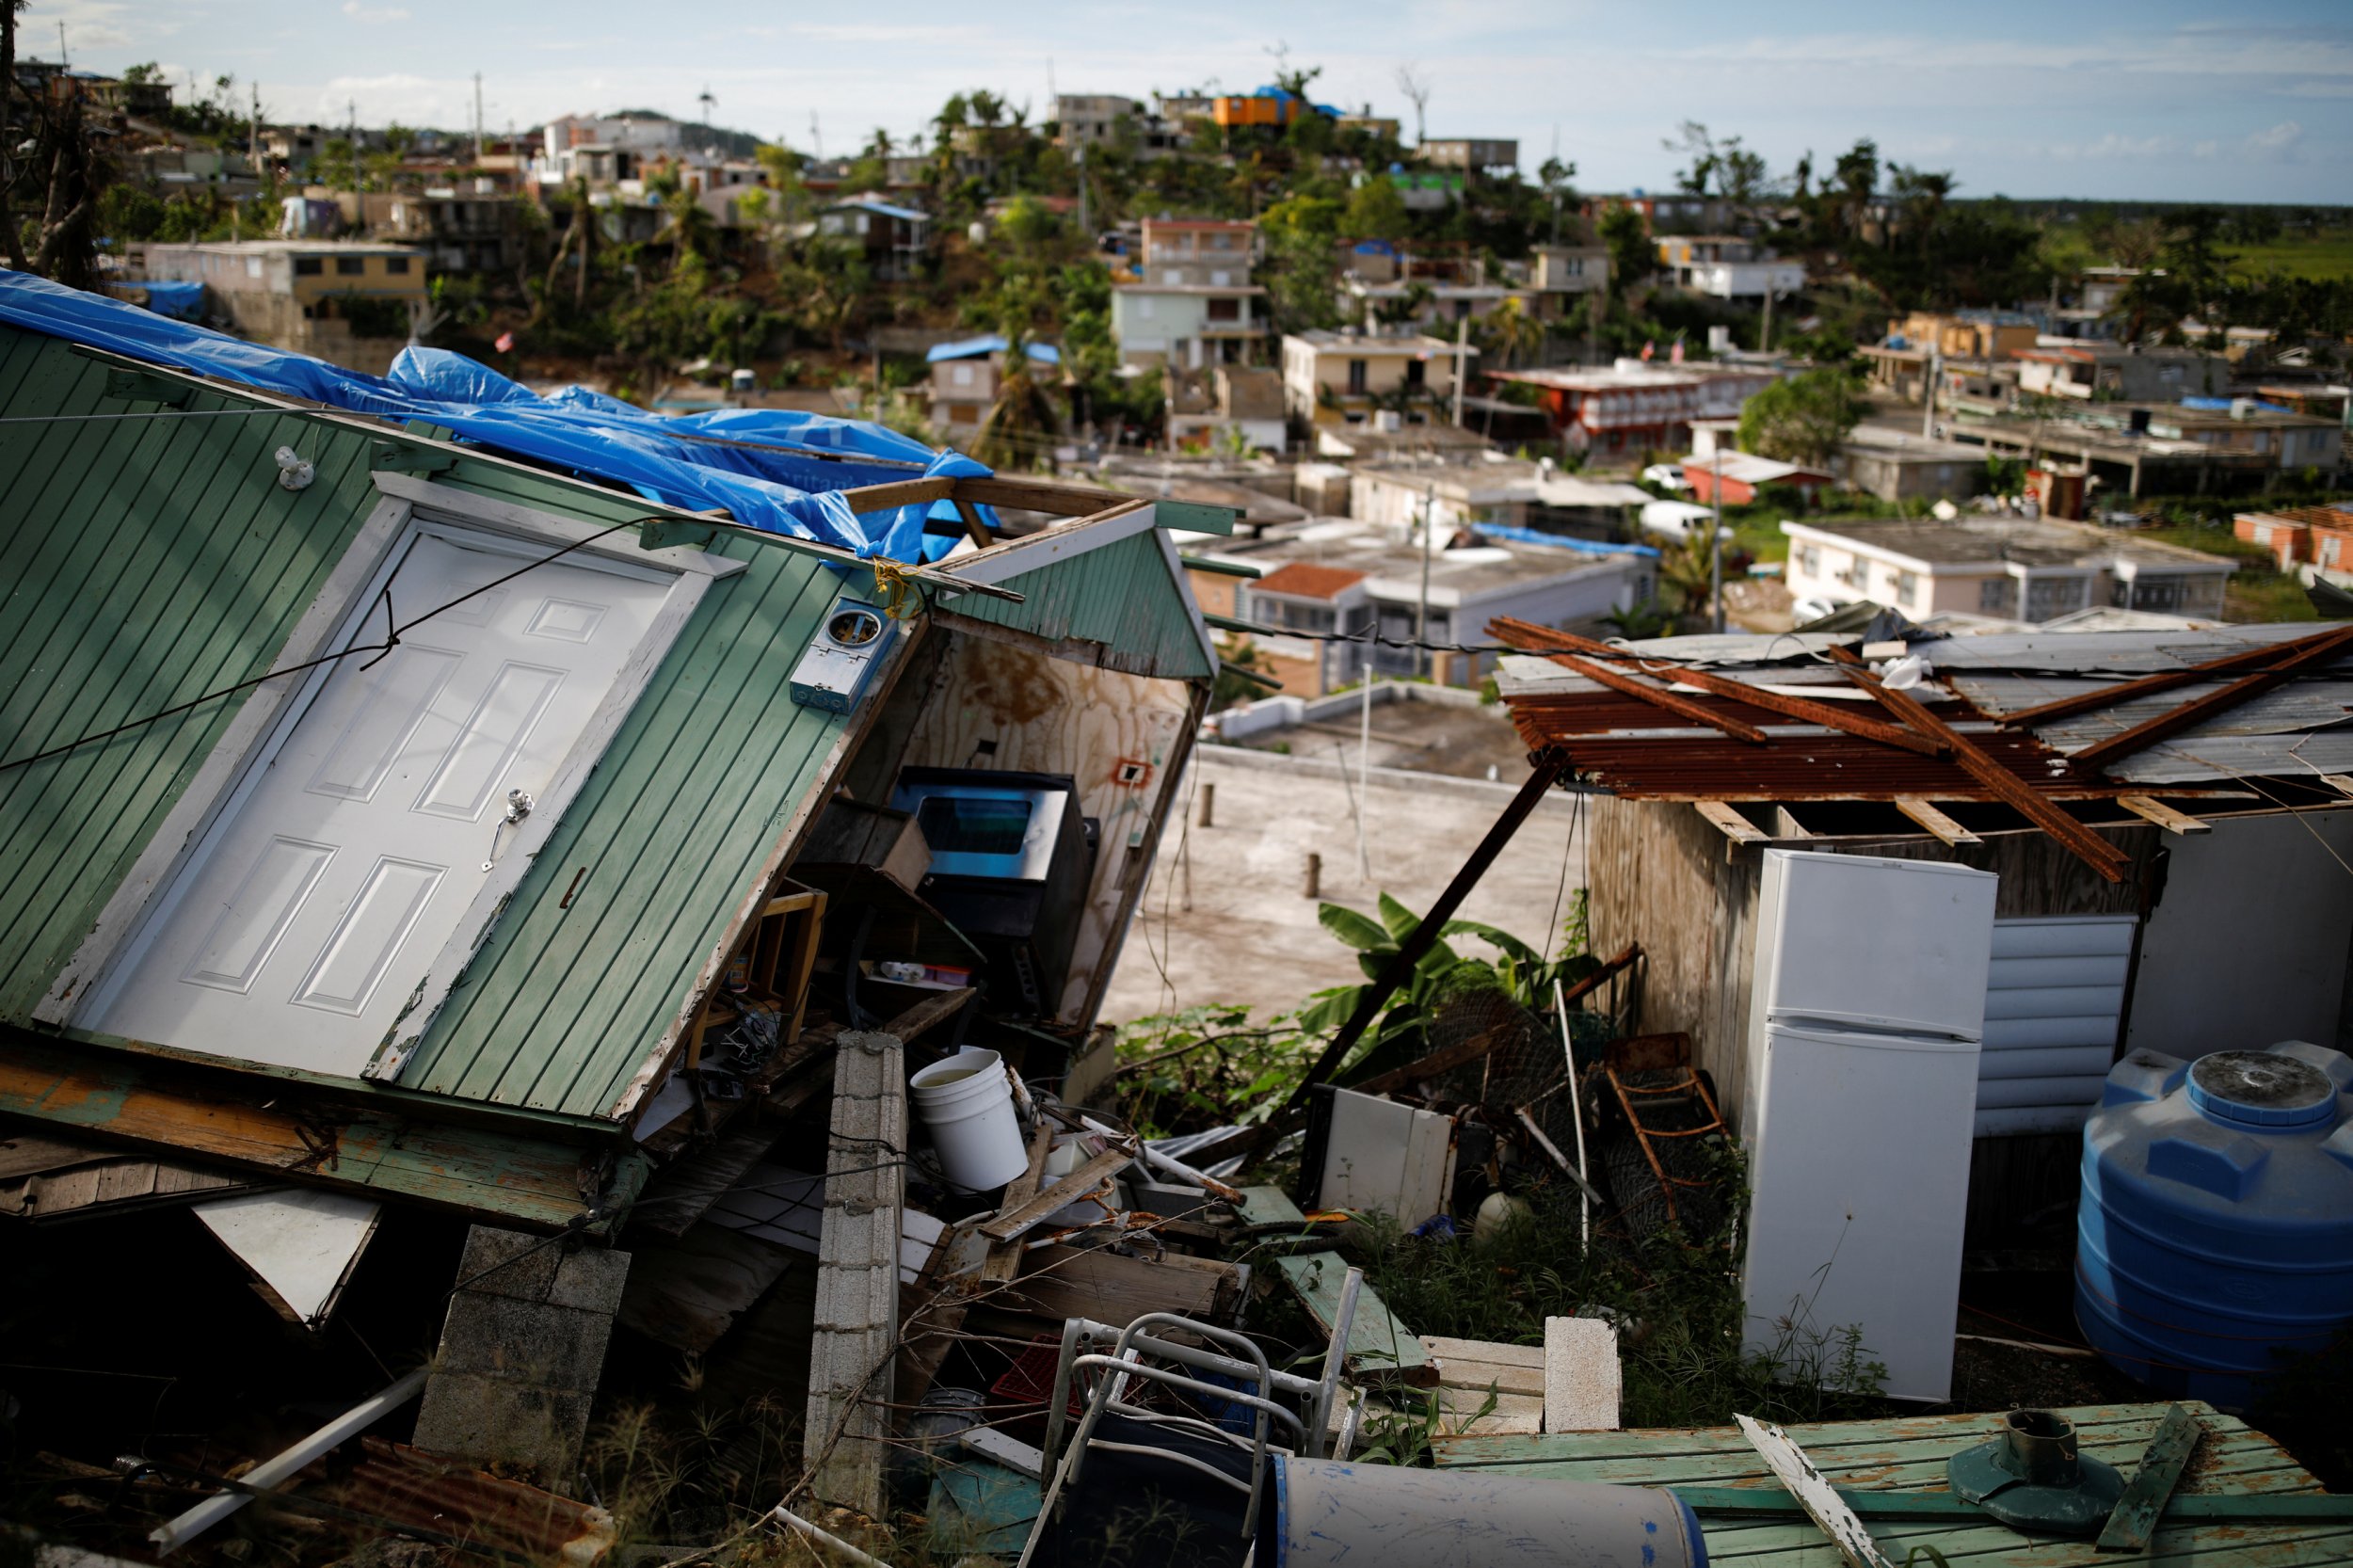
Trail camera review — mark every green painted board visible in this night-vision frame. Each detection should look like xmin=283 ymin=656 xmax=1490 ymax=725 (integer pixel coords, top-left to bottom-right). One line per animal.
xmin=2098 ymin=1401 xmax=2206 ymax=1551
xmin=945 ymin=526 xmax=1213 ymax=680
xmin=1237 ymin=1185 xmax=1308 ymax=1226
xmin=1150 ymin=499 xmax=1238 ymax=536
xmin=1274 ymin=1250 xmax=1435 ymax=1387
xmin=1437 ymin=1400 xmax=2347 ymax=1567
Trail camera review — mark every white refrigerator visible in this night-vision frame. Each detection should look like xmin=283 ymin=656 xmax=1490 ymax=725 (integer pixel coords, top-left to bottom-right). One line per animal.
xmin=1740 ymin=849 xmax=1997 ymax=1403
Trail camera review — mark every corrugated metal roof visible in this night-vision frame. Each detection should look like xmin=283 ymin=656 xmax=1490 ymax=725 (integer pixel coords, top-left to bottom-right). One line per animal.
xmin=938 ymin=520 xmax=1215 ymax=681
xmin=1497 ymin=620 xmax=2352 ymax=806
xmin=0 ymin=326 xmax=387 ymax=1021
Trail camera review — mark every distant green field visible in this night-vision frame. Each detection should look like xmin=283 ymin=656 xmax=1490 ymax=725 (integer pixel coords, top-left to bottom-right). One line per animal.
xmin=2220 ymin=229 xmax=2353 ymax=282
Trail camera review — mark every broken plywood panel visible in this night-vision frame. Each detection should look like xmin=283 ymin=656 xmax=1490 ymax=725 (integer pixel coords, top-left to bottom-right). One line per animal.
xmin=893 ymin=637 xmax=1193 ymax=1023
xmin=0 ymin=1130 xmax=259 ymax=1219
xmin=616 ymin=1224 xmax=796 ymax=1354
xmin=193 ymin=1188 xmax=382 ymax=1330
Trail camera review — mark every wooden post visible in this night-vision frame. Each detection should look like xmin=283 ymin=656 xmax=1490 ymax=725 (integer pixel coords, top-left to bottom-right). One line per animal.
xmin=1303 ymin=852 xmax=1322 ymax=899
xmin=1198 ymin=780 xmax=1216 ymax=828
xmin=803 ymin=1030 xmax=907 ymax=1517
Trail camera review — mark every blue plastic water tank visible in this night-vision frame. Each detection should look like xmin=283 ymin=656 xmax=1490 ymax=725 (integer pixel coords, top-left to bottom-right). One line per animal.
xmin=2077 ymin=1042 xmax=2353 ymax=1411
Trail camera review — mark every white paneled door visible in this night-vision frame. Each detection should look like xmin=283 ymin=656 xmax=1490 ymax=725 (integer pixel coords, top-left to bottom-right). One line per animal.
xmin=90 ymin=525 xmax=667 ymax=1076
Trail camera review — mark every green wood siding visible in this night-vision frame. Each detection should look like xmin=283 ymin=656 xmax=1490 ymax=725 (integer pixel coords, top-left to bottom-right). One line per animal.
xmin=952 ymin=525 xmax=1214 ymax=680
xmin=392 ymin=471 xmax=855 ymax=1117
xmin=0 ymin=327 xmax=385 ymax=1018
xmin=1433 ymin=1400 xmax=2345 ymax=1567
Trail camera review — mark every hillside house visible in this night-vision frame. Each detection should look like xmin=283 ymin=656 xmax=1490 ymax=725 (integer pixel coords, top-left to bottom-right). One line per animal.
xmin=1782 ymin=517 xmax=2235 ymax=621
xmin=1654 ymin=235 xmax=1805 ymax=302
xmin=1281 ymin=328 xmax=1468 ymax=428
xmin=924 ymin=334 xmax=1061 ymax=439
xmin=2236 ymin=503 xmax=2353 ymax=581
xmin=813 ymin=198 xmax=929 ymax=282
xmin=1837 ymin=427 xmax=1988 ymax=504
xmin=139 ymin=239 xmax=425 ymax=375
xmin=1110 ymin=217 xmax=1265 ymax=370
xmin=1678 ymin=450 xmax=1832 ymax=506
xmin=1418 ymin=137 xmax=1519 ymax=174
xmin=2016 ymin=344 xmax=2228 ymax=403
xmin=1490 ymin=360 xmax=1785 ymax=461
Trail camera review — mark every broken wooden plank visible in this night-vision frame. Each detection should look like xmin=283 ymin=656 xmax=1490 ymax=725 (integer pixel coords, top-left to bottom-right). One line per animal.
xmin=1236 ymin=1185 xmax=1308 ymax=1227
xmin=1350 ymin=1032 xmax=1508 ymax=1098
xmin=2002 ymin=623 xmax=2353 ymax=727
xmin=876 ymin=985 xmax=976 ymax=1047
xmin=951 ymin=496 xmax=992 ymax=550
xmin=952 ymin=474 xmax=1145 ymax=517
xmin=1543 ymin=648 xmax=1770 ymax=744
xmin=2117 ymin=795 xmax=2211 ymax=836
xmin=802 ymin=1031 xmax=907 ymax=1516
xmin=1838 ymin=659 xmax=2129 ymax=883
xmin=1488 ymin=617 xmax=1942 ymax=756
xmin=1545 ymin=1316 xmax=1623 ymax=1432
xmin=836 ymin=476 xmax=955 ymax=515
xmin=978 ymin=1144 xmax=1129 ymax=1241
xmin=1276 ymin=1250 xmax=1437 ymax=1388
xmin=1422 ymin=1336 xmax=1546 ymax=1398
xmin=1696 ymin=800 xmax=1769 ymax=848
xmin=1893 ymin=797 xmax=1981 ymax=846
xmin=979 ymin=1119 xmax=1056 ymax=1285
xmin=1736 ymin=1414 xmax=1894 ymax=1568
xmin=2097 ymin=1401 xmax=2204 ymax=1553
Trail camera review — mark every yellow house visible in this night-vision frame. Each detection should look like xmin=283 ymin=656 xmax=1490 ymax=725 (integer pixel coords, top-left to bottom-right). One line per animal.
xmin=140 ymin=240 xmax=428 ymax=375
xmin=1279 ymin=328 xmax=1470 ymax=428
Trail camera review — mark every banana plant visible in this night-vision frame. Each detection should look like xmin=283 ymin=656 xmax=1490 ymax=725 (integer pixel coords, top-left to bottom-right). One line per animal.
xmin=1299 ymin=891 xmax=1597 ymax=1074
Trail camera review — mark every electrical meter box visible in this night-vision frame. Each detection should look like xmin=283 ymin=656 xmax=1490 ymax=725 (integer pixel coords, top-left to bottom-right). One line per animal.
xmin=789 ymin=596 xmax=897 ymax=713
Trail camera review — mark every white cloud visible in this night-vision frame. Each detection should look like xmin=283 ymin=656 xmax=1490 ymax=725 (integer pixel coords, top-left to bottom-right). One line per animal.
xmin=2248 ymin=120 xmax=2303 ymax=152
xmin=341 ymin=1 xmax=411 ymax=22
xmin=2193 ymin=139 xmax=2219 ymax=158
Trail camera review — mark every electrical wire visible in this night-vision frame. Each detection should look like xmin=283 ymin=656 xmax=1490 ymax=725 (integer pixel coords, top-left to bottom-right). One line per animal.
xmin=0 ymin=517 xmax=648 ymax=776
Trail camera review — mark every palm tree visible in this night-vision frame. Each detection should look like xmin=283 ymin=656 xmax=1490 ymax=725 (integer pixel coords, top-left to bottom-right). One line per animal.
xmin=975 ymin=329 xmax=1060 ymax=470
xmin=1480 ymin=295 xmax=1545 ymax=369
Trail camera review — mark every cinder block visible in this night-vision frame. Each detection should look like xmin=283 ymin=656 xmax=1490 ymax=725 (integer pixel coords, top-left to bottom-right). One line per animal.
xmin=1543 ymin=1315 xmax=1623 ymax=1432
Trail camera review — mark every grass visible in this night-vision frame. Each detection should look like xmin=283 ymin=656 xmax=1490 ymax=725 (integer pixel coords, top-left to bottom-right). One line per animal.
xmin=2220 ymin=228 xmax=2353 ymax=284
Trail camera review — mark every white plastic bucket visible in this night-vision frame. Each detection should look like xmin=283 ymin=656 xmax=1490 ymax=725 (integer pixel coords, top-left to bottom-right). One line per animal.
xmin=909 ymin=1048 xmax=1029 ymax=1192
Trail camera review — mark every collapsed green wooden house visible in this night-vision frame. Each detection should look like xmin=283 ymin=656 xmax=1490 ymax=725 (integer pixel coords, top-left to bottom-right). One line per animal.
xmin=0 ymin=305 xmax=1225 ymax=1235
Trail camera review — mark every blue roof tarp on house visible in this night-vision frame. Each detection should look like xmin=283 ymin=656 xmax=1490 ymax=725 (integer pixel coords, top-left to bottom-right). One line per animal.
xmin=824 ymin=198 xmax=928 ymax=223
xmin=925 ymin=334 xmax=1061 ymax=366
xmin=0 ymin=270 xmax=989 ymax=563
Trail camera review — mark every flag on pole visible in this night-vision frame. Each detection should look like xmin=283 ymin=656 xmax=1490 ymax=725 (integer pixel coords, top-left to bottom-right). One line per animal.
xmin=495 ymin=330 xmax=516 ymax=354
xmin=1640 ymin=340 xmax=1655 ymax=362
xmin=1670 ymin=337 xmax=1685 ymax=364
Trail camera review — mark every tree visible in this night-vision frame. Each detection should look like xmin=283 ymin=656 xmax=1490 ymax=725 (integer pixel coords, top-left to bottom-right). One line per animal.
xmin=1598 ymin=201 xmax=1653 ymax=301
xmin=1479 ymin=294 xmax=1545 ymax=369
xmin=1394 ymin=65 xmax=1431 ymax=145
xmin=1737 ymin=366 xmax=1866 ymax=468
xmin=1341 ymin=173 xmax=1408 ymax=241
xmin=0 ymin=0 xmax=24 ymax=267
xmin=1538 ymin=155 xmax=1577 ymax=243
xmin=1664 ymin=121 xmax=1722 ymax=197
xmin=1257 ymin=192 xmax=1345 ymax=332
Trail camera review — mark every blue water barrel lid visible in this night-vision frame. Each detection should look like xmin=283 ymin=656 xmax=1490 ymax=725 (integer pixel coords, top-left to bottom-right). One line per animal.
xmin=2187 ymin=1051 xmax=2337 ymax=1128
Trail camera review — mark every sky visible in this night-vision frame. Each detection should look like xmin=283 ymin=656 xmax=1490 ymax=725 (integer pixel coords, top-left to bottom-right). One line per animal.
xmin=25 ymin=0 xmax=2353 ymax=204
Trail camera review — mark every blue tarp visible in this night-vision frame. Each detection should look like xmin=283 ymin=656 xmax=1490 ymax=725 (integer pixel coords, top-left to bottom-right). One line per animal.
xmin=107 ymin=280 xmax=206 ymax=319
xmin=925 ymin=334 xmax=1061 ymax=366
xmin=1473 ymin=521 xmax=1659 ymax=559
xmin=0 ymin=270 xmax=992 ymax=562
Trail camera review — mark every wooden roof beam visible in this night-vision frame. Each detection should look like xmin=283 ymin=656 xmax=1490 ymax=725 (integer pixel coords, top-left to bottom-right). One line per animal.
xmin=2003 ymin=623 xmax=2353 ymax=727
xmin=1488 ymin=616 xmax=1943 ymax=757
xmin=1894 ymin=797 xmax=1982 ymax=846
xmin=2118 ymin=795 xmax=2211 ymax=836
xmin=2070 ymin=625 xmax=2353 ymax=772
xmin=1515 ymin=639 xmax=1769 ymax=744
xmin=1837 ymin=656 xmax=2130 ymax=883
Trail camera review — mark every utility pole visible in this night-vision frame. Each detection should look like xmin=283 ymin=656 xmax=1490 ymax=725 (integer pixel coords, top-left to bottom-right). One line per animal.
xmin=1759 ymin=284 xmax=1774 ymax=354
xmin=1415 ymin=483 xmax=1436 ymax=677
xmin=1075 ymin=141 xmax=1088 ymax=237
xmin=348 ymin=99 xmax=359 ymax=204
xmin=1450 ymin=311 xmax=1467 ymax=427
xmin=1922 ymin=344 xmax=1941 ymax=440
xmin=56 ymin=21 xmax=67 ymax=66
xmin=248 ymin=83 xmax=261 ymax=175
xmin=473 ymin=72 xmax=484 ymax=168
xmin=1709 ymin=444 xmax=1725 ymax=634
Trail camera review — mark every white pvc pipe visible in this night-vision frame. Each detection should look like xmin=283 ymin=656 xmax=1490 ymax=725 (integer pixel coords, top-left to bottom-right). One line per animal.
xmin=151 ymin=1368 xmax=428 ymax=1555
xmin=770 ymin=1504 xmax=895 ymax=1568
xmin=1554 ymin=979 xmax=1592 ymax=1249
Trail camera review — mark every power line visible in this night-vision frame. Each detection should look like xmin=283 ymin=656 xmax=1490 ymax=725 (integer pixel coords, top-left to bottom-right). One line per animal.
xmin=0 ymin=519 xmax=648 ymax=776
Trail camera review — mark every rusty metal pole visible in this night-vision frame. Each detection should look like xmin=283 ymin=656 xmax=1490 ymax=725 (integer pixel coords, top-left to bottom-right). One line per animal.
xmin=1198 ymin=780 xmax=1216 ymax=828
xmin=1303 ymin=852 xmax=1321 ymax=900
